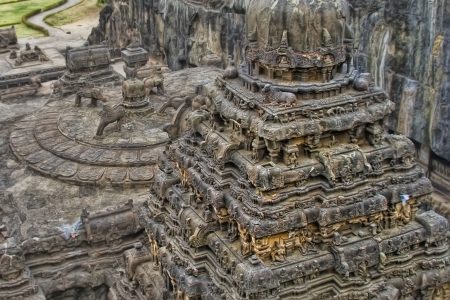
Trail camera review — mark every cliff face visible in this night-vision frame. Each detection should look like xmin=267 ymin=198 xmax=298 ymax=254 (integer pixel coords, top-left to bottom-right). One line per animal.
xmin=348 ymin=0 xmax=449 ymax=164
xmin=89 ymin=0 xmax=247 ymax=69
xmin=88 ymin=0 xmax=449 ymax=163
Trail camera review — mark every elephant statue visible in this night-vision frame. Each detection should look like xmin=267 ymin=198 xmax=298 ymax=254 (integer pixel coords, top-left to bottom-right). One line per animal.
xmin=95 ymin=104 xmax=126 ymax=137
xmin=75 ymin=87 xmax=107 ymax=107
xmin=143 ymin=67 xmax=164 ymax=96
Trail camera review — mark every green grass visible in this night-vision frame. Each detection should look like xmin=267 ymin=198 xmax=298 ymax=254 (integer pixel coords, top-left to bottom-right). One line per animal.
xmin=0 ymin=0 xmax=27 ymax=4
xmin=0 ymin=0 xmax=61 ymax=27
xmin=11 ymin=23 xmax=43 ymax=36
xmin=45 ymin=0 xmax=100 ymax=27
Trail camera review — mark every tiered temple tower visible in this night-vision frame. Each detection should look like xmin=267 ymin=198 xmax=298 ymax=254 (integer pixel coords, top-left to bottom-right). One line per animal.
xmin=144 ymin=1 xmax=449 ymax=299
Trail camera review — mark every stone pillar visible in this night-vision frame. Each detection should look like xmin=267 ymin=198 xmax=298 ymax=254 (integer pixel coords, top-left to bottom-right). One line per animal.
xmin=300 ymin=70 xmax=308 ymax=82
xmin=321 ymin=68 xmax=327 ymax=83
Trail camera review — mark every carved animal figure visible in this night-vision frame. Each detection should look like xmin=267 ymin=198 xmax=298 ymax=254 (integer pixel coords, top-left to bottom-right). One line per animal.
xmin=261 ymin=84 xmax=296 ymax=107
xmin=143 ymin=68 xmax=164 ymax=96
xmin=75 ymin=87 xmax=107 ymax=107
xmin=144 ymin=77 xmax=164 ymax=96
xmin=96 ymin=104 xmax=125 ymax=137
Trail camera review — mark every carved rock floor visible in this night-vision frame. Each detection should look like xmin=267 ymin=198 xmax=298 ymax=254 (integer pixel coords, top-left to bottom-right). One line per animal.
xmin=8 ymin=66 xmax=219 ymax=187
xmin=10 ymin=100 xmax=165 ymax=186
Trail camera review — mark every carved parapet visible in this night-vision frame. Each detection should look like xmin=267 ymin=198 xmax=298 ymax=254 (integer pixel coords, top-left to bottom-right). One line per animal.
xmin=245 ymin=44 xmax=346 ymax=74
xmin=384 ymin=134 xmax=417 ymax=167
xmin=384 ymin=266 xmax=450 ymax=298
xmin=379 ymin=222 xmax=432 ymax=257
xmin=247 ymin=164 xmax=285 ymax=191
xmin=225 ymin=197 xmax=310 ymax=238
xmin=416 ymin=211 xmax=449 ymax=248
xmin=233 ymin=257 xmax=279 ymax=297
xmin=21 ymin=232 xmax=85 ymax=255
xmin=316 ymin=144 xmax=372 ymax=185
xmin=317 ymin=194 xmax=387 ymax=227
xmin=81 ymin=200 xmax=141 ymax=244
xmin=330 ymin=238 xmax=379 ymax=276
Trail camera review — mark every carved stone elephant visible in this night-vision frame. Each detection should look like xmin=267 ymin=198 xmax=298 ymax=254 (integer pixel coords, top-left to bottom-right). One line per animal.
xmin=96 ymin=104 xmax=126 ymax=137
xmin=143 ymin=77 xmax=164 ymax=96
xmin=75 ymin=87 xmax=107 ymax=107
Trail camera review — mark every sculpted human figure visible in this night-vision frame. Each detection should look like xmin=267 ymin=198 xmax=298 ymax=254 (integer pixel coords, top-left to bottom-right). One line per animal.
xmin=254 ymin=238 xmax=271 ymax=259
xmin=271 ymin=241 xmax=286 ymax=262
xmin=395 ymin=200 xmax=412 ymax=224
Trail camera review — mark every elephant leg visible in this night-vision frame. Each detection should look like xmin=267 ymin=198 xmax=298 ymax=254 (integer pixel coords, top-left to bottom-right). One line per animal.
xmin=158 ymin=83 xmax=165 ymax=95
xmin=96 ymin=122 xmax=106 ymax=136
xmin=116 ymin=118 xmax=122 ymax=132
xmin=91 ymin=97 xmax=97 ymax=107
xmin=75 ymin=95 xmax=81 ymax=107
xmin=145 ymin=85 xmax=153 ymax=97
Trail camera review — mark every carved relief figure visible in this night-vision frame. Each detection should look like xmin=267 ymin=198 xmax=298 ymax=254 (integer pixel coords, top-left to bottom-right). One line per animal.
xmin=261 ymin=84 xmax=296 ymax=107
xmin=270 ymin=241 xmax=286 ymax=262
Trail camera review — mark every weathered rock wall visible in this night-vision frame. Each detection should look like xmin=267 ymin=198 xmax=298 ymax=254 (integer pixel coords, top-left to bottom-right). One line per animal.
xmin=348 ymin=0 xmax=449 ymax=164
xmin=89 ymin=0 xmax=247 ymax=69
xmin=88 ymin=0 xmax=449 ymax=163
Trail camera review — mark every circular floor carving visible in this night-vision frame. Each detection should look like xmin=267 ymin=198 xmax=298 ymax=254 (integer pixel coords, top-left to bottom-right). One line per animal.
xmin=10 ymin=97 xmax=172 ymax=186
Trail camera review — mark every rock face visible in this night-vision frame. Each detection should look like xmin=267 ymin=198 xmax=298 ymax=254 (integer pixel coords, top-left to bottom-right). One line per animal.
xmin=89 ymin=0 xmax=247 ymax=69
xmin=246 ymin=0 xmax=352 ymax=51
xmin=88 ymin=0 xmax=449 ymax=177
xmin=347 ymin=0 xmax=450 ymax=166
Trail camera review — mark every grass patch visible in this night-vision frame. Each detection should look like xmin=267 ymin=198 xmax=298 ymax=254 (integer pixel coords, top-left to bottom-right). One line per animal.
xmin=12 ymin=23 xmax=43 ymax=36
xmin=0 ymin=0 xmax=61 ymax=26
xmin=0 ymin=0 xmax=26 ymax=4
xmin=45 ymin=0 xmax=101 ymax=27
xmin=0 ymin=23 xmax=43 ymax=37
xmin=0 ymin=0 xmax=67 ymax=37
